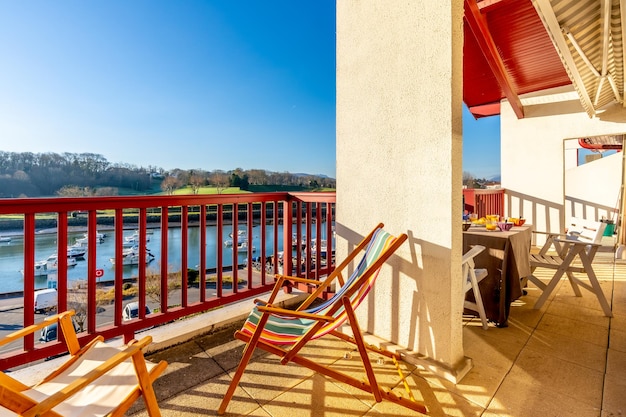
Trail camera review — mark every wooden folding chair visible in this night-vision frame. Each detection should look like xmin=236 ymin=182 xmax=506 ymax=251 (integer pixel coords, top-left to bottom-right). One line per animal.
xmin=0 ymin=310 xmax=168 ymax=417
xmin=218 ymin=224 xmax=427 ymax=415
xmin=462 ymin=245 xmax=489 ymax=329
xmin=524 ymin=217 xmax=612 ymax=316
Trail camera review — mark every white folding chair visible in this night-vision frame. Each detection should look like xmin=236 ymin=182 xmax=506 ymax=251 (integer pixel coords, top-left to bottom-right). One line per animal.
xmin=525 ymin=217 xmax=612 ymax=316
xmin=463 ymin=245 xmax=489 ymax=329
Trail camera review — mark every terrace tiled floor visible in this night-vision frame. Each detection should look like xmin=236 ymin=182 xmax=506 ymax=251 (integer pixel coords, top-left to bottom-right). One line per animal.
xmin=128 ymin=242 xmax=626 ymax=417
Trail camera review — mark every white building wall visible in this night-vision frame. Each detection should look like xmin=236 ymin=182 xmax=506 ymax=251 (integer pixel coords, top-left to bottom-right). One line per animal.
xmin=336 ymin=1 xmax=469 ymax=380
xmin=501 ymin=86 xmax=626 ymax=239
xmin=565 ymin=152 xmax=622 ymax=222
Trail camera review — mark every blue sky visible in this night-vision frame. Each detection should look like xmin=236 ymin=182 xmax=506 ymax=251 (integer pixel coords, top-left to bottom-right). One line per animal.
xmin=0 ymin=1 xmax=500 ymax=180
xmin=462 ymin=108 xmax=501 ymax=179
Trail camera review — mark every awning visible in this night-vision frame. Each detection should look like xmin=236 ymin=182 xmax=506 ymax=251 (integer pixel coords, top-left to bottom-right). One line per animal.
xmin=464 ymin=0 xmax=626 ymax=119
xmin=578 ymin=135 xmax=624 ymax=151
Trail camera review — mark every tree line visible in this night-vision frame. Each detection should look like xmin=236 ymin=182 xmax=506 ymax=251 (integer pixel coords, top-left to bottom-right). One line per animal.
xmin=0 ymin=151 xmax=336 ymax=198
xmin=462 ymin=171 xmax=500 ymax=189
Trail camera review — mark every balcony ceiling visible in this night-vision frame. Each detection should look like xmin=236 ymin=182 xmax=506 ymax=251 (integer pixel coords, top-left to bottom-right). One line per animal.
xmin=464 ymin=0 xmax=625 ymax=119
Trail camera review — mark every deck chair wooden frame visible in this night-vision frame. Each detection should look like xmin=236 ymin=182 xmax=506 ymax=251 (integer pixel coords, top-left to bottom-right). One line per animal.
xmin=218 ymin=224 xmax=427 ymax=415
xmin=0 ymin=310 xmax=167 ymax=417
xmin=524 ymin=218 xmax=612 ymax=317
xmin=463 ymin=245 xmax=489 ymax=329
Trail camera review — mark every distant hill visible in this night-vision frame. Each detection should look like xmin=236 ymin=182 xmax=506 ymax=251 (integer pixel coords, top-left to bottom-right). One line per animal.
xmin=0 ymin=151 xmax=336 ymax=198
xmin=292 ymin=172 xmax=334 ymax=179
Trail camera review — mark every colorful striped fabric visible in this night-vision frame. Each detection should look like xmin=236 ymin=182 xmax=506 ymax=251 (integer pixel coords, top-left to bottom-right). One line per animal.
xmin=240 ymin=227 xmax=398 ymax=345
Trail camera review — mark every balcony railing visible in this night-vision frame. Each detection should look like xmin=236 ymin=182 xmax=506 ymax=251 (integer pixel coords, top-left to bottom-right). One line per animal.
xmin=0 ymin=192 xmax=336 ymax=369
xmin=463 ymin=188 xmax=505 ymax=218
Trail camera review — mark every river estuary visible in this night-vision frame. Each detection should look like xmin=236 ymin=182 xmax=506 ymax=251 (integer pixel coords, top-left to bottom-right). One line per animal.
xmin=0 ymin=223 xmax=330 ymax=294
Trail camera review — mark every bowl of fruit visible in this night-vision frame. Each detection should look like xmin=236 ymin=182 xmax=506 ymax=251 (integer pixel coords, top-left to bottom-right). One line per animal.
xmin=509 ymin=217 xmax=526 ymax=226
xmin=497 ymin=221 xmax=514 ymax=231
xmin=485 ymin=222 xmax=498 ymax=231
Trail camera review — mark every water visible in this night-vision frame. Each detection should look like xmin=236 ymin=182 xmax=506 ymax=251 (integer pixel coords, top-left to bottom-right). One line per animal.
xmin=0 ymin=223 xmax=333 ymax=294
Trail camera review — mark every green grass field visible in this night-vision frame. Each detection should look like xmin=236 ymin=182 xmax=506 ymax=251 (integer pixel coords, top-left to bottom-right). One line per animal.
xmin=172 ymin=186 xmax=250 ymax=195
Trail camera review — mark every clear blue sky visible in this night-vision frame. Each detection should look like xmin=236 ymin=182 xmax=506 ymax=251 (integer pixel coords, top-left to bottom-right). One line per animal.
xmin=0 ymin=1 xmax=500 ymax=180
xmin=462 ymin=107 xmax=501 ymax=180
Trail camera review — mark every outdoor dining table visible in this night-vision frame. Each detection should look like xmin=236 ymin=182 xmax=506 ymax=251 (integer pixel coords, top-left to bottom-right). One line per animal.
xmin=463 ymin=223 xmax=533 ymax=327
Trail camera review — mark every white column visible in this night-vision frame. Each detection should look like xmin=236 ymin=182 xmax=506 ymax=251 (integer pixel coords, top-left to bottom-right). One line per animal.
xmin=336 ymin=0 xmax=469 ymax=381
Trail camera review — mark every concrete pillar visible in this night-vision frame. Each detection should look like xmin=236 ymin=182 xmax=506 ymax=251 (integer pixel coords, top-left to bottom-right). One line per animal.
xmin=336 ymin=1 xmax=469 ymax=381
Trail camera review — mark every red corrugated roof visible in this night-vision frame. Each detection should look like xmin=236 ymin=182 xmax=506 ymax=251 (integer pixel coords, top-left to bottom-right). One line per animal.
xmin=464 ymin=0 xmax=572 ymax=119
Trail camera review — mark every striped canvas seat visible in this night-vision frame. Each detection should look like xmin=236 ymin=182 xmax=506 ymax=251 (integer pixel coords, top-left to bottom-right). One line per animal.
xmin=219 ymin=224 xmax=428 ymax=415
xmin=241 ymin=227 xmax=396 ymax=345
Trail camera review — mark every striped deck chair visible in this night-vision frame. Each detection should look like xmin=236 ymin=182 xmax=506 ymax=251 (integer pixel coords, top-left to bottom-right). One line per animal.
xmin=218 ymin=224 xmax=428 ymax=415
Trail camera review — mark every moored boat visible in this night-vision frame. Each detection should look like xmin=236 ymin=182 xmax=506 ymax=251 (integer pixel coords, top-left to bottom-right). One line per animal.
xmin=66 ymin=245 xmax=86 ymax=258
xmin=74 ymin=231 xmax=106 ymax=246
xmin=109 ymin=247 xmax=155 ymax=266
xmin=229 ymin=229 xmax=247 ymax=239
xmin=229 ymin=241 xmax=256 ymax=253
xmin=20 ymin=254 xmax=78 ymax=277
xmin=224 ymin=229 xmax=251 ymax=248
xmin=124 ymin=230 xmax=150 ymax=245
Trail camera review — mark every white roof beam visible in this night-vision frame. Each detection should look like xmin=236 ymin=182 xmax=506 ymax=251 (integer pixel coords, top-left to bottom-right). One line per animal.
xmin=533 ymin=0 xmax=596 ymax=116
xmin=562 ymin=26 xmax=600 ymax=77
xmin=600 ymin=0 xmax=611 ymax=78
xmin=619 ymin=0 xmax=626 ymax=105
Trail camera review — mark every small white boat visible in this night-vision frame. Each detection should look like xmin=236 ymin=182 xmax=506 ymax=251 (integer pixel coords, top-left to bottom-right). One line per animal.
xmin=74 ymin=232 xmax=104 ymax=245
xmin=229 ymin=241 xmax=256 ymax=253
xmin=27 ymin=261 xmax=50 ymax=277
xmin=109 ymin=248 xmax=155 ymax=266
xmin=229 ymin=229 xmax=247 ymax=239
xmin=291 ymin=233 xmax=307 ymax=249
xmin=45 ymin=254 xmax=79 ymax=268
xmin=123 ymin=240 xmax=138 ymax=249
xmin=225 ymin=229 xmax=251 ymax=247
xmin=124 ymin=231 xmax=150 ymax=244
xmin=21 ymin=254 xmax=78 ymax=277
xmin=66 ymin=245 xmax=86 ymax=258
xmin=0 ymin=236 xmax=11 ymax=243
xmin=311 ymin=239 xmax=328 ymax=255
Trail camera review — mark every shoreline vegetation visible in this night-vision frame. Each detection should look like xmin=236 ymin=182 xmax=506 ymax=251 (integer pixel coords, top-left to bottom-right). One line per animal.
xmin=0 ymin=151 xmax=336 ymax=199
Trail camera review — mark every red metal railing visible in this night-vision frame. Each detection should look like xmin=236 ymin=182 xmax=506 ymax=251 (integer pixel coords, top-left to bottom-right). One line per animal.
xmin=0 ymin=192 xmax=336 ymax=369
xmin=463 ymin=188 xmax=505 ymax=218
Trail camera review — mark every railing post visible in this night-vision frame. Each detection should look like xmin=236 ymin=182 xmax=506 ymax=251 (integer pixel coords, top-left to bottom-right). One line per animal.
xmin=283 ymin=199 xmax=294 ymax=280
xmin=260 ymin=201 xmax=267 ymax=285
xmin=23 ymin=213 xmax=36 ymax=351
xmin=87 ymin=210 xmax=98 ymax=334
xmin=231 ymin=204 xmax=238 ymax=294
xmin=160 ymin=206 xmax=169 ymax=313
xmin=138 ymin=208 xmax=148 ymax=319
xmin=216 ymin=204 xmax=223 ymax=299
xmin=57 ymin=212 xmax=68 ymax=314
xmin=181 ymin=206 xmax=188 ymax=307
